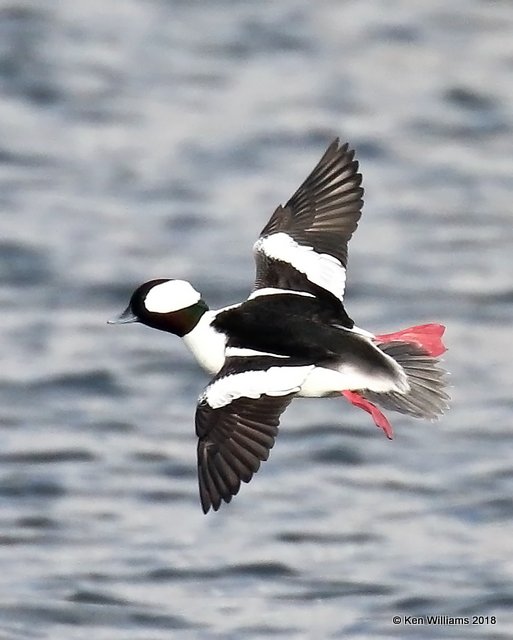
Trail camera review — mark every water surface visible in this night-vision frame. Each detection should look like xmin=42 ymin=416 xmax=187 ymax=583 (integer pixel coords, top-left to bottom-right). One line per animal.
xmin=1 ymin=1 xmax=513 ymax=638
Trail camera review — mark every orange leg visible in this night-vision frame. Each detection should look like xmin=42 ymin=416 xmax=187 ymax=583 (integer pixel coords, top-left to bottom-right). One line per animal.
xmin=342 ymin=390 xmax=394 ymax=440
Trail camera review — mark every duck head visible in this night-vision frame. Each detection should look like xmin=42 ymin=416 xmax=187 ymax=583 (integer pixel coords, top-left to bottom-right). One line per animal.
xmin=109 ymin=279 xmax=209 ymax=337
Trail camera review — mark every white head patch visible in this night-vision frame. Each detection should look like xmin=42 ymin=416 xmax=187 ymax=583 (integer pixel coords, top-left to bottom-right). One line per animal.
xmin=144 ymin=280 xmax=201 ymax=314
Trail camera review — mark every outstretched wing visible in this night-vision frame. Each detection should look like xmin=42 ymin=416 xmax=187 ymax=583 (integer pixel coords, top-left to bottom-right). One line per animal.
xmin=253 ymin=138 xmax=363 ymax=303
xmin=195 ymin=355 xmax=313 ymax=513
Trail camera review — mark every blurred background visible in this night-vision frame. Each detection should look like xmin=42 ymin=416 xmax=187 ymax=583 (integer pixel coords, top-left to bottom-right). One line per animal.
xmin=1 ymin=1 xmax=513 ymax=638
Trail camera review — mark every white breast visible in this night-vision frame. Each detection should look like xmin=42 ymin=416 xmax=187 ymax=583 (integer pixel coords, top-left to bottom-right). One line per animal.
xmin=182 ymin=310 xmax=226 ymax=375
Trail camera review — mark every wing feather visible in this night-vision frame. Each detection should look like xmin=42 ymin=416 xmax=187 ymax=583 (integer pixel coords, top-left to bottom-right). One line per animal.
xmin=195 ymin=357 xmax=313 ymax=513
xmin=254 ymin=138 xmax=363 ymax=303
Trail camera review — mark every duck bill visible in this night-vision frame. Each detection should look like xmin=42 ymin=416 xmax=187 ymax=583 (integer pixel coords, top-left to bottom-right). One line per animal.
xmin=107 ymin=306 xmax=138 ymax=325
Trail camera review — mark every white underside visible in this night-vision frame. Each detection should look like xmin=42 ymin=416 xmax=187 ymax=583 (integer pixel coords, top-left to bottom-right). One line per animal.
xmin=298 ymin=364 xmax=403 ymax=397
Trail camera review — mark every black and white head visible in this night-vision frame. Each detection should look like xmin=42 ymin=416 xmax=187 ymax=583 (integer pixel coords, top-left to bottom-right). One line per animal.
xmin=109 ymin=278 xmax=208 ymax=336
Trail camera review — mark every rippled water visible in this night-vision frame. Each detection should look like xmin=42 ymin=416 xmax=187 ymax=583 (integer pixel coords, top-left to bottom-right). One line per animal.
xmin=1 ymin=1 xmax=513 ymax=638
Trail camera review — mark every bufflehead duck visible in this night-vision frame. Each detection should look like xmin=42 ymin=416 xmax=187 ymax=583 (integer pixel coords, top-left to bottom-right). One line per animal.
xmin=110 ymin=139 xmax=449 ymax=513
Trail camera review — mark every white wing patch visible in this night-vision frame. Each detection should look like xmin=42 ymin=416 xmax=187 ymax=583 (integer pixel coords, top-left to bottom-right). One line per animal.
xmin=201 ymin=365 xmax=314 ymax=409
xmin=225 ymin=347 xmax=289 ymax=358
xmin=247 ymin=288 xmax=315 ymax=300
xmin=254 ymin=233 xmax=347 ymax=301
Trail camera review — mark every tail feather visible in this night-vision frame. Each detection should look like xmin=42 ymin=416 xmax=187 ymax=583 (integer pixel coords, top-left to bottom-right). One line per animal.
xmin=362 ymin=340 xmax=450 ymax=420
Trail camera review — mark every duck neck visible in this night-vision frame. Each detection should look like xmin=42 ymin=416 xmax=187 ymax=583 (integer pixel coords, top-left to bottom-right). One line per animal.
xmin=182 ymin=307 xmax=226 ymax=375
xmin=171 ymin=300 xmax=209 ymax=337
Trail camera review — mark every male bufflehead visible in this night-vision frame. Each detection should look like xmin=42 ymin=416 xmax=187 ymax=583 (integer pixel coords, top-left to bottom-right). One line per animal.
xmin=110 ymin=139 xmax=449 ymax=513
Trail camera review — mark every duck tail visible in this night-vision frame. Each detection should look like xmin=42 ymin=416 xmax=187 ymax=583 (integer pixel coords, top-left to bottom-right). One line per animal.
xmin=362 ymin=339 xmax=450 ymax=420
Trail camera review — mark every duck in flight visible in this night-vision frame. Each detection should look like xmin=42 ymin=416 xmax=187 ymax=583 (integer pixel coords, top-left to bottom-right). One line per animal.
xmin=110 ymin=139 xmax=449 ymax=513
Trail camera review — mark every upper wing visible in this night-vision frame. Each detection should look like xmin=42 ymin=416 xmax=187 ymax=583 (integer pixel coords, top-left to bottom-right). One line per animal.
xmin=195 ymin=355 xmax=314 ymax=513
xmin=253 ymin=138 xmax=363 ymax=303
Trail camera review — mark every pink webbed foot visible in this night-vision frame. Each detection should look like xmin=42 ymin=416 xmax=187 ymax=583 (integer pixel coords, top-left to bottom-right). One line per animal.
xmin=341 ymin=390 xmax=394 ymax=440
xmin=375 ymin=323 xmax=446 ymax=357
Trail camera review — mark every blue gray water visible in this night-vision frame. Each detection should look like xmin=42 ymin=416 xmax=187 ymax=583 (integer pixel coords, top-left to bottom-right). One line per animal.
xmin=1 ymin=1 xmax=513 ymax=638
